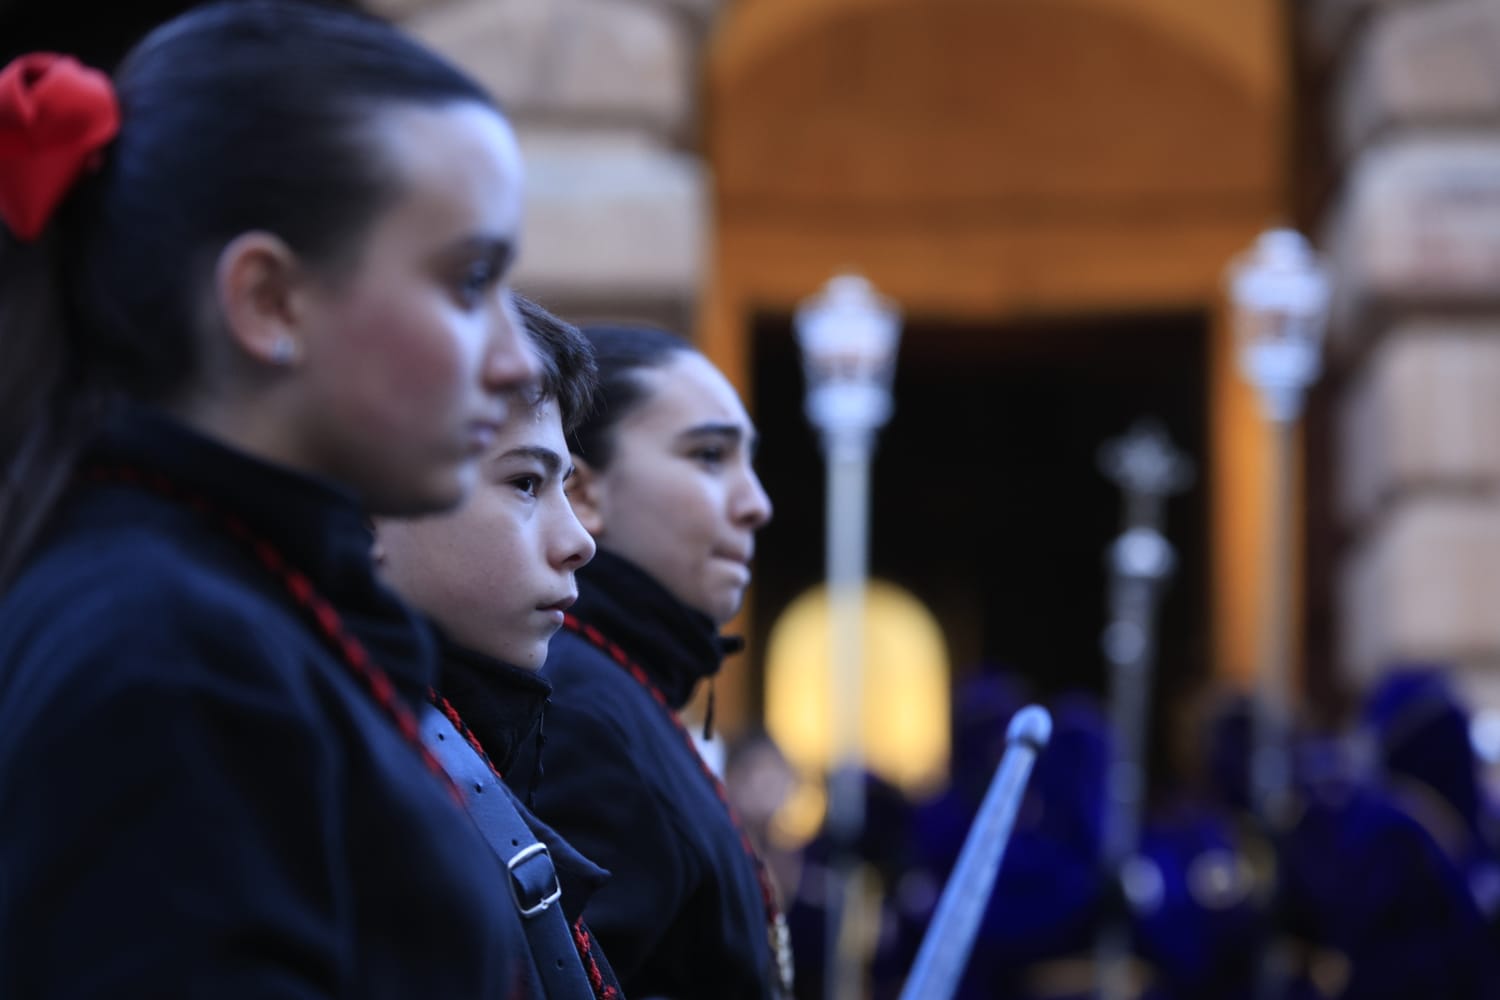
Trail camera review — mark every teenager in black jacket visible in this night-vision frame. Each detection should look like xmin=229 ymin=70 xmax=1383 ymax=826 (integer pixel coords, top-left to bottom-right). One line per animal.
xmin=377 ymin=297 xmax=623 ymax=998
xmin=506 ymin=325 xmax=787 ymax=999
xmin=0 ymin=4 xmax=557 ymax=995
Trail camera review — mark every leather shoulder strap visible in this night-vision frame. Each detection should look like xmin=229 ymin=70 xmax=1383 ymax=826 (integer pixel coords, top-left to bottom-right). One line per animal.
xmin=420 ymin=705 xmax=595 ymax=999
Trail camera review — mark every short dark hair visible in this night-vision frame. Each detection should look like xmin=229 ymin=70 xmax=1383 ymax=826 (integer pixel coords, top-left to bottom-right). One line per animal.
xmin=513 ymin=295 xmax=597 ymax=436
xmin=571 ymin=324 xmax=695 ymax=468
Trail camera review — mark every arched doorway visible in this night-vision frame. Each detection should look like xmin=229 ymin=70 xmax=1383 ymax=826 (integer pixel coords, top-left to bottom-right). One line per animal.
xmin=703 ymin=0 xmax=1292 ymax=731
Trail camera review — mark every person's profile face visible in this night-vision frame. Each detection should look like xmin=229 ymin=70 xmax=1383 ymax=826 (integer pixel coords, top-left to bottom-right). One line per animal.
xmin=378 ymin=393 xmax=596 ymax=670
xmin=584 ymin=352 xmax=773 ymax=625
xmin=290 ymin=101 xmax=537 ymax=517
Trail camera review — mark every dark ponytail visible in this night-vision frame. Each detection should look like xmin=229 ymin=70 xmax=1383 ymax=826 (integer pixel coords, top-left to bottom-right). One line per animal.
xmin=0 ymin=231 xmax=100 ymax=588
xmin=0 ymin=0 xmax=500 ymax=588
xmin=572 ymin=325 xmax=695 ymax=468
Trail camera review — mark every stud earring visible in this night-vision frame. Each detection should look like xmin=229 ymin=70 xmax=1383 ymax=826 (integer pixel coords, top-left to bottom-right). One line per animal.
xmin=269 ymin=335 xmax=298 ymax=366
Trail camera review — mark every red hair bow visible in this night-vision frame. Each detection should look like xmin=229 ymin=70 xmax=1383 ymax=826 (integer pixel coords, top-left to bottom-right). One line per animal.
xmin=0 ymin=53 xmax=120 ymax=243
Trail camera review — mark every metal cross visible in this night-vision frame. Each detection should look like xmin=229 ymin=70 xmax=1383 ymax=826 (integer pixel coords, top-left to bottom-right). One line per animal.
xmin=1098 ymin=419 xmax=1194 ymax=533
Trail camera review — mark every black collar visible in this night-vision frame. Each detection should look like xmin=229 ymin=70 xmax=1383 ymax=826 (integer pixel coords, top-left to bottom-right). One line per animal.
xmin=436 ymin=639 xmax=551 ymax=777
xmin=84 ymin=403 xmax=435 ymax=700
xmin=569 ymin=549 xmax=742 ymax=710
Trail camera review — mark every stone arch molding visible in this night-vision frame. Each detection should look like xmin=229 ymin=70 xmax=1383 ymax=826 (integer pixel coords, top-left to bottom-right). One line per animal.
xmin=707 ymin=0 xmax=1284 ymax=215
xmin=711 ymin=0 xmax=1280 ymax=115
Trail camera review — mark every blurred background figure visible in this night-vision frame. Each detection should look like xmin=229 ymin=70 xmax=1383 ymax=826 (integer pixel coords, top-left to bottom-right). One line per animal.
xmin=782 ymin=769 xmax=919 ymax=1000
xmin=1198 ymin=689 xmax=1498 ymax=1000
xmin=725 ymin=730 xmax=805 ymax=904
xmin=1362 ymin=666 xmax=1500 ymax=939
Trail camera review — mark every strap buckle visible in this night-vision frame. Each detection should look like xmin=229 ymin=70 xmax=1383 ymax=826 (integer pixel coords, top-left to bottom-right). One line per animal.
xmin=507 ymin=842 xmax=563 ymax=918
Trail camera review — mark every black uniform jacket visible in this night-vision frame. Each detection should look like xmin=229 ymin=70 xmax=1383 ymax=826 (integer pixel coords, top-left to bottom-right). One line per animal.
xmin=434 ymin=638 xmax=623 ymax=996
xmin=508 ymin=549 xmax=780 ymax=1000
xmin=0 ymin=406 xmax=552 ymax=998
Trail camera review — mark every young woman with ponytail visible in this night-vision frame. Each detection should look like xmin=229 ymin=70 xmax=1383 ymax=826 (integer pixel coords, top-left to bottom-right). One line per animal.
xmin=504 ymin=325 xmax=790 ymax=999
xmin=0 ymin=3 xmax=609 ymax=995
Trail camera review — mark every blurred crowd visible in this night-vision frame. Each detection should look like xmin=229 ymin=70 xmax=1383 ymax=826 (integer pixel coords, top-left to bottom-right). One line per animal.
xmin=726 ymin=666 xmax=1500 ymax=999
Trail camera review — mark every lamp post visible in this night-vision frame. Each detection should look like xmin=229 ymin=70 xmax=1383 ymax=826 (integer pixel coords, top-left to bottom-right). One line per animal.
xmin=1096 ymin=420 xmax=1192 ymax=1000
xmin=795 ymin=273 xmax=901 ymax=1000
xmin=1225 ymin=228 xmax=1330 ymax=830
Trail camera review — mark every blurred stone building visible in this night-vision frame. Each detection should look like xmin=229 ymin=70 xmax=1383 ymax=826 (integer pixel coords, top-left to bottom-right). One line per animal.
xmin=380 ymin=0 xmax=1500 ymax=739
xmin=373 ymin=0 xmax=715 ymax=330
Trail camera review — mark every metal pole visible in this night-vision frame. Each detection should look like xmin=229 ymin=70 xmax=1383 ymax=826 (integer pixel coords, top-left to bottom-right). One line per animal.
xmin=825 ymin=436 xmax=870 ymax=1000
xmin=1097 ymin=570 xmax=1159 ymax=1000
xmin=1096 ymin=527 xmax=1177 ymax=1000
xmin=1093 ymin=421 xmax=1189 ymax=1000
xmin=898 ymin=706 xmax=1053 ymax=1000
xmin=1252 ymin=418 xmax=1296 ymax=829
xmin=1250 ymin=418 xmax=1297 ymax=1000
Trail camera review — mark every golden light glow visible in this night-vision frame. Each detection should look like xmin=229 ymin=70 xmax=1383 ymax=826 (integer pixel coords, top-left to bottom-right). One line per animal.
xmin=770 ymin=774 xmax=827 ymax=848
xmin=765 ymin=580 xmax=951 ymax=799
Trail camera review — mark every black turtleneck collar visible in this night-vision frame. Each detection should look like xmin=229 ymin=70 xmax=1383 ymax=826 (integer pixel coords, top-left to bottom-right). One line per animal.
xmin=569 ymin=549 xmax=742 ymax=710
xmin=83 ymin=403 xmax=436 ymax=701
xmin=90 ymin=404 xmax=373 ymax=588
xmin=435 ymin=638 xmax=551 ymax=777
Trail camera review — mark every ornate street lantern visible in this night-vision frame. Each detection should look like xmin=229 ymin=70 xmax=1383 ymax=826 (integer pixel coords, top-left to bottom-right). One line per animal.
xmin=1225 ymin=228 xmax=1331 ymax=828
xmin=795 ymin=273 xmax=901 ymax=1000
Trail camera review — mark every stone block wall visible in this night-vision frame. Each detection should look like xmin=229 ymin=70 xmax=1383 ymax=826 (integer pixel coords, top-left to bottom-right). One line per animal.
xmin=377 ymin=0 xmax=720 ymax=323
xmin=1317 ymin=0 xmax=1500 ymax=710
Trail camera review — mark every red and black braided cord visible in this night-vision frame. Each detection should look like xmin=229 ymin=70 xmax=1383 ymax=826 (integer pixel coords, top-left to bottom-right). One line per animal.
xmin=89 ymin=464 xmax=462 ymax=803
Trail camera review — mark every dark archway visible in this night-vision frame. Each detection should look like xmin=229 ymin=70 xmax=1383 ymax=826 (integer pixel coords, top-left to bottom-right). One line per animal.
xmin=749 ymin=310 xmax=1212 ymax=782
